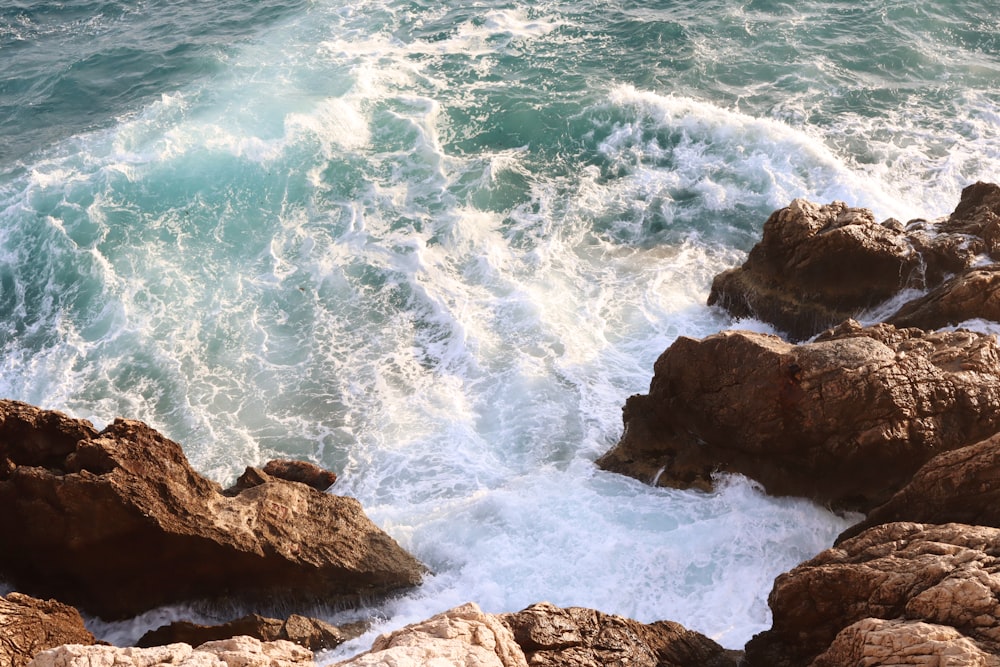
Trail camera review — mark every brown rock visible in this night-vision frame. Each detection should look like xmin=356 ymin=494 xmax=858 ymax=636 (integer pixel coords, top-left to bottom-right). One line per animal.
xmin=596 ymin=320 xmax=1000 ymax=510
xmin=0 ymin=400 xmax=425 ymax=619
xmin=137 ymin=613 xmax=349 ymax=651
xmin=743 ymin=522 xmax=1000 ymax=667
xmin=811 ymin=618 xmax=1000 ymax=667
xmin=500 ymin=601 xmax=739 ymax=667
xmin=838 ymin=433 xmax=1000 ymax=543
xmin=708 ymin=198 xmax=922 ymax=341
xmin=0 ymin=592 xmax=95 ymax=667
xmin=888 ymin=264 xmax=1000 ymax=330
xmin=28 ymin=636 xmax=314 ymax=667
xmin=262 ymin=460 xmax=337 ymax=491
xmin=709 ymin=182 xmax=1000 ymax=340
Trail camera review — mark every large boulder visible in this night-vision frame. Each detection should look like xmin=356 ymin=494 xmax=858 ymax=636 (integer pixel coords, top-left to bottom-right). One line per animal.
xmin=837 ymin=432 xmax=1000 ymax=543
xmin=0 ymin=400 xmax=425 ymax=619
xmin=499 ymin=602 xmax=739 ymax=667
xmin=887 ymin=264 xmax=1000 ymax=331
xmin=332 ymin=602 xmax=738 ymax=667
xmin=596 ymin=320 xmax=1000 ymax=511
xmin=743 ymin=522 xmax=1000 ymax=667
xmin=138 ymin=613 xmax=352 ymax=651
xmin=27 ymin=637 xmax=313 ymax=667
xmin=709 ymin=182 xmax=1000 ymax=340
xmin=0 ymin=592 xmax=96 ymax=667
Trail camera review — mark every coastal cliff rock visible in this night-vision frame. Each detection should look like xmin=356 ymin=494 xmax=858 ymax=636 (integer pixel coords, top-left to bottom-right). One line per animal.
xmin=887 ymin=264 xmax=1000 ymax=331
xmin=837 ymin=432 xmax=1000 ymax=543
xmin=27 ymin=637 xmax=314 ymax=667
xmin=709 ymin=181 xmax=1000 ymax=340
xmin=499 ymin=602 xmax=739 ymax=667
xmin=596 ymin=320 xmax=1000 ymax=510
xmin=743 ymin=522 xmax=1000 ymax=667
xmin=333 ymin=602 xmax=738 ymax=667
xmin=0 ymin=399 xmax=424 ymax=619
xmin=137 ymin=613 xmax=352 ymax=650
xmin=0 ymin=592 xmax=96 ymax=667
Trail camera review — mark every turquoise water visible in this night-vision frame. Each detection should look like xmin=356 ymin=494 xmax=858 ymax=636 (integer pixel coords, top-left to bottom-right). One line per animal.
xmin=2 ymin=0 xmax=998 ymax=652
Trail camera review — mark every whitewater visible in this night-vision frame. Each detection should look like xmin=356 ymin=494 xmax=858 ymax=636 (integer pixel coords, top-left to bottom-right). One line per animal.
xmin=1 ymin=0 xmax=998 ymax=656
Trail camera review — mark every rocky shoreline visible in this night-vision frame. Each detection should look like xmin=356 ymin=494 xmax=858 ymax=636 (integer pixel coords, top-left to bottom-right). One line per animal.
xmin=4 ymin=183 xmax=1000 ymax=666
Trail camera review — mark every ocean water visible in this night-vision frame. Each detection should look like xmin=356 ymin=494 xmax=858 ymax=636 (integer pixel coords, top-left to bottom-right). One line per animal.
xmin=2 ymin=0 xmax=999 ymax=655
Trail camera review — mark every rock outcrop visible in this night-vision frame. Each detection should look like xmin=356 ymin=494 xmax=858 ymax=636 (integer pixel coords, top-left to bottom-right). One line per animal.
xmin=709 ymin=181 xmax=1000 ymax=340
xmin=333 ymin=602 xmax=738 ymax=667
xmin=27 ymin=637 xmax=313 ymax=667
xmin=837 ymin=432 xmax=1000 ymax=543
xmin=500 ymin=602 xmax=739 ymax=667
xmin=0 ymin=593 xmax=96 ymax=667
xmin=743 ymin=522 xmax=1000 ymax=667
xmin=138 ymin=613 xmax=352 ymax=651
xmin=0 ymin=400 xmax=424 ymax=619
xmin=596 ymin=320 xmax=1000 ymax=510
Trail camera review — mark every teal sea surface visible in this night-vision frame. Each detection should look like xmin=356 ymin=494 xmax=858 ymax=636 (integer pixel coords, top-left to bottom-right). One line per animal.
xmin=1 ymin=0 xmax=998 ymax=653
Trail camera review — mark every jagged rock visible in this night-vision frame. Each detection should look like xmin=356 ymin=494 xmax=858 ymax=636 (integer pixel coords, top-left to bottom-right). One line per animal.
xmin=138 ymin=613 xmax=351 ymax=651
xmin=596 ymin=320 xmax=1000 ymax=511
xmin=333 ymin=602 xmax=528 ymax=667
xmin=262 ymin=460 xmax=337 ymax=491
xmin=333 ymin=602 xmax=737 ymax=667
xmin=709 ymin=182 xmax=1000 ymax=340
xmin=888 ymin=264 xmax=1000 ymax=330
xmin=743 ymin=522 xmax=1000 ymax=667
xmin=811 ymin=618 xmax=1000 ymax=667
xmin=27 ymin=636 xmax=313 ymax=667
xmin=0 ymin=592 xmax=96 ymax=667
xmin=500 ymin=601 xmax=740 ymax=667
xmin=837 ymin=433 xmax=1000 ymax=543
xmin=0 ymin=399 xmax=425 ymax=619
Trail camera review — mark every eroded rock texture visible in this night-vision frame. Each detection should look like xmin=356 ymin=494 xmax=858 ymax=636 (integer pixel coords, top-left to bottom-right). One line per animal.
xmin=0 ymin=400 xmax=424 ymax=619
xmin=744 ymin=522 xmax=1000 ymax=667
xmin=138 ymin=613 xmax=351 ymax=651
xmin=838 ymin=432 xmax=1000 ymax=543
xmin=709 ymin=182 xmax=1000 ymax=339
xmin=596 ymin=320 xmax=1000 ymax=510
xmin=27 ymin=637 xmax=313 ymax=667
xmin=0 ymin=592 xmax=95 ymax=667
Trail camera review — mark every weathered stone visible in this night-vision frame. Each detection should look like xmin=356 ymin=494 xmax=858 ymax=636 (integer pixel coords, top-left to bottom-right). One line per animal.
xmin=500 ymin=602 xmax=739 ymax=667
xmin=810 ymin=618 xmax=1000 ymax=667
xmin=0 ymin=400 xmax=425 ymax=619
xmin=261 ymin=460 xmax=336 ymax=491
xmin=709 ymin=182 xmax=1000 ymax=340
xmin=838 ymin=433 xmax=1000 ymax=543
xmin=0 ymin=592 xmax=95 ymax=667
xmin=138 ymin=613 xmax=349 ymax=651
xmin=27 ymin=636 xmax=313 ymax=667
xmin=334 ymin=602 xmax=528 ymax=667
xmin=743 ymin=523 xmax=1000 ymax=667
xmin=597 ymin=320 xmax=1000 ymax=510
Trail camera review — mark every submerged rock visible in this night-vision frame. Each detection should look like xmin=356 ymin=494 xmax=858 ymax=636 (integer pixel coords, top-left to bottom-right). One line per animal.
xmin=28 ymin=636 xmax=313 ymax=667
xmin=0 ymin=399 xmax=425 ymax=619
xmin=743 ymin=522 xmax=1000 ymax=667
xmin=138 ymin=612 xmax=353 ymax=651
xmin=596 ymin=320 xmax=1000 ymax=511
xmin=709 ymin=181 xmax=1000 ymax=340
xmin=0 ymin=592 xmax=96 ymax=667
xmin=332 ymin=602 xmax=739 ymax=667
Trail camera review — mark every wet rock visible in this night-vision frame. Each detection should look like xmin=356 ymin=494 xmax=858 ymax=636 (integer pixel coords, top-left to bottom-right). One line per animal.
xmin=500 ymin=601 xmax=739 ymax=667
xmin=138 ymin=613 xmax=351 ymax=651
xmin=743 ymin=522 xmax=1000 ymax=667
xmin=28 ymin=636 xmax=313 ymax=667
xmin=596 ymin=320 xmax=1000 ymax=511
xmin=0 ymin=399 xmax=425 ymax=619
xmin=262 ymin=460 xmax=337 ymax=491
xmin=709 ymin=182 xmax=1000 ymax=340
xmin=837 ymin=432 xmax=1000 ymax=543
xmin=0 ymin=592 xmax=96 ymax=667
